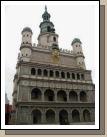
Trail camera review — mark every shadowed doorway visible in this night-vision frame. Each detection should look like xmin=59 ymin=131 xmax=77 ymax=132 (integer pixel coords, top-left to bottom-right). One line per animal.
xmin=32 ymin=109 xmax=41 ymax=124
xmin=59 ymin=110 xmax=69 ymax=125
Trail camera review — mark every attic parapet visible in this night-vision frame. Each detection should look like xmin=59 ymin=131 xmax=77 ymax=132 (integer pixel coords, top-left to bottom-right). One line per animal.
xmin=32 ymin=43 xmax=74 ymax=55
xmin=59 ymin=48 xmax=73 ymax=54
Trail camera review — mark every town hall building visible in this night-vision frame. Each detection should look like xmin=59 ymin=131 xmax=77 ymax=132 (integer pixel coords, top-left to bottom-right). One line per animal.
xmin=12 ymin=6 xmax=95 ymax=125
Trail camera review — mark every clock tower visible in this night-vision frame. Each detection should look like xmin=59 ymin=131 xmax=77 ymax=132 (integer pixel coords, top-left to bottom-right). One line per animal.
xmin=38 ymin=6 xmax=59 ymax=48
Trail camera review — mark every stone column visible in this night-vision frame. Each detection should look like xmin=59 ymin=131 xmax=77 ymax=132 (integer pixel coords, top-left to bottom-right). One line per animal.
xmin=68 ymin=111 xmax=72 ymax=124
xmin=42 ymin=90 xmax=44 ymax=102
xmin=41 ymin=69 xmax=43 ymax=77
xmin=26 ymin=112 xmax=31 ymax=124
xmin=65 ymin=72 xmax=67 ymax=79
xmin=75 ymin=73 xmax=77 ymax=80
xmin=77 ymin=91 xmax=80 ymax=102
xmin=15 ymin=108 xmax=18 ymax=124
xmin=90 ymin=109 xmax=95 ymax=121
xmin=80 ymin=109 xmax=84 ymax=122
xmin=28 ymin=107 xmax=32 ymax=124
xmin=55 ymin=111 xmax=59 ymax=124
xmin=47 ymin=70 xmax=49 ymax=77
xmin=41 ymin=111 xmax=46 ymax=124
xmin=67 ymin=91 xmax=69 ymax=102
xmin=53 ymin=70 xmax=55 ymax=78
xmin=28 ymin=89 xmax=31 ymax=101
xmin=59 ymin=71 xmax=61 ymax=79
xmin=55 ymin=90 xmax=57 ymax=102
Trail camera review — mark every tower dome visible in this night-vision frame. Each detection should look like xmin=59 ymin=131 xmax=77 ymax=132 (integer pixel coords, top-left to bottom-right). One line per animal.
xmin=21 ymin=27 xmax=33 ymax=34
xmin=71 ymin=38 xmax=82 ymax=45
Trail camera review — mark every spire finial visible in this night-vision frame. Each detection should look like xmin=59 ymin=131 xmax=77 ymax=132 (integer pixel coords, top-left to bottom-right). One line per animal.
xmin=45 ymin=5 xmax=47 ymax=12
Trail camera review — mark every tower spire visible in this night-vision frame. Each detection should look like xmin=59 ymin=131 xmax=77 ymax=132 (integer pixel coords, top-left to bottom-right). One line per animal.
xmin=42 ymin=5 xmax=50 ymax=22
xmin=39 ymin=6 xmax=55 ymax=33
xmin=45 ymin=5 xmax=47 ymax=12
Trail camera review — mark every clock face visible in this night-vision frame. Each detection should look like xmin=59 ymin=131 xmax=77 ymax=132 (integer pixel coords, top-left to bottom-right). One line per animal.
xmin=52 ymin=49 xmax=60 ymax=63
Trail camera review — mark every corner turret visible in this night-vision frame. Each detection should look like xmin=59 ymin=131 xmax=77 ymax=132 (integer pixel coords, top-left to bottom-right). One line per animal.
xmin=20 ymin=27 xmax=33 ymax=62
xmin=72 ymin=38 xmax=86 ymax=69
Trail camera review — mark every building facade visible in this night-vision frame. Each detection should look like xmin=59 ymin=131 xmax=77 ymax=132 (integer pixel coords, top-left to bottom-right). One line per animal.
xmin=5 ymin=93 xmax=12 ymax=125
xmin=12 ymin=6 xmax=95 ymax=125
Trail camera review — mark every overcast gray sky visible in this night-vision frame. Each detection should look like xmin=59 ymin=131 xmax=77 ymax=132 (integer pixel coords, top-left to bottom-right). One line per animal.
xmin=5 ymin=2 xmax=98 ymax=104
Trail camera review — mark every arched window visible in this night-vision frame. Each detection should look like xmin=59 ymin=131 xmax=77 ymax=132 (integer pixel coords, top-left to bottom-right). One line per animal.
xmin=49 ymin=70 xmax=54 ymax=77
xmin=44 ymin=15 xmax=47 ymax=20
xmin=47 ymin=26 xmax=51 ymax=32
xmin=46 ymin=109 xmax=55 ymax=124
xmin=80 ymin=91 xmax=87 ymax=102
xmin=67 ymin=72 xmax=70 ymax=79
xmin=72 ymin=109 xmax=80 ymax=122
xmin=53 ymin=37 xmax=56 ymax=42
xmin=81 ymin=74 xmax=84 ymax=80
xmin=31 ymin=68 xmax=36 ymax=75
xmin=37 ymin=69 xmax=42 ymax=76
xmin=46 ymin=16 xmax=48 ymax=20
xmin=69 ymin=91 xmax=78 ymax=101
xmin=61 ymin=72 xmax=65 ymax=78
xmin=57 ymin=90 xmax=67 ymax=102
xmin=83 ymin=109 xmax=91 ymax=122
xmin=31 ymin=88 xmax=41 ymax=100
xmin=44 ymin=89 xmax=54 ymax=101
xmin=59 ymin=110 xmax=69 ymax=125
xmin=44 ymin=69 xmax=48 ymax=76
xmin=72 ymin=73 xmax=75 ymax=79
xmin=55 ymin=71 xmax=59 ymax=78
xmin=77 ymin=73 xmax=80 ymax=80
xmin=32 ymin=109 xmax=41 ymax=124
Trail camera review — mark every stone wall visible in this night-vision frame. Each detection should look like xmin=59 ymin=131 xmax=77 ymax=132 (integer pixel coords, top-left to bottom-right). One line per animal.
xmin=30 ymin=50 xmax=77 ymax=68
xmin=15 ymin=105 xmax=95 ymax=125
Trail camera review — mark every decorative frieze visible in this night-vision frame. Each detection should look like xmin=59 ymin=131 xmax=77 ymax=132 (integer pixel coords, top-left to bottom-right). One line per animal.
xmin=19 ymin=79 xmax=94 ymax=90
